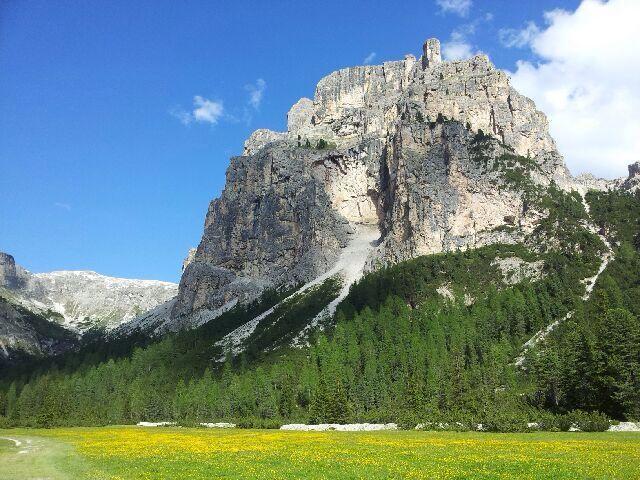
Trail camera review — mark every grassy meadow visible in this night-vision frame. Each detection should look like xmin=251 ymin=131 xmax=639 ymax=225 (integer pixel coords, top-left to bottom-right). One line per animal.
xmin=1 ymin=426 xmax=639 ymax=479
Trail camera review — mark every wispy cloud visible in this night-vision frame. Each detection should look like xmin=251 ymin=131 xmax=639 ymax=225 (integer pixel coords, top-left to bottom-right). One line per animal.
xmin=245 ymin=78 xmax=266 ymax=110
xmin=441 ymin=13 xmax=491 ymax=61
xmin=171 ymin=96 xmax=224 ymax=125
xmin=442 ymin=24 xmax=477 ymax=60
xmin=499 ymin=21 xmax=540 ymax=48
xmin=436 ymin=0 xmax=472 ymax=17
xmin=363 ymin=52 xmax=377 ymax=64
xmin=192 ymin=96 xmax=224 ymax=124
xmin=54 ymin=202 xmax=71 ymax=211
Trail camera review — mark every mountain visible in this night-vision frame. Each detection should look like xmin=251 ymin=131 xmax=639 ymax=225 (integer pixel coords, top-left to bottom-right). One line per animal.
xmin=167 ymin=38 xmax=634 ymax=335
xmin=0 ymin=252 xmax=177 ymax=363
xmin=2 ymin=37 xmax=639 ymax=429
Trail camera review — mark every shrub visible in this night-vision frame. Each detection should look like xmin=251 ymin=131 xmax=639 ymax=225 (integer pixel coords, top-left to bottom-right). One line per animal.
xmin=569 ymin=410 xmax=610 ymax=432
xmin=235 ymin=417 xmax=283 ymax=429
xmin=554 ymin=414 xmax=574 ymax=432
xmin=0 ymin=416 xmax=10 ymax=428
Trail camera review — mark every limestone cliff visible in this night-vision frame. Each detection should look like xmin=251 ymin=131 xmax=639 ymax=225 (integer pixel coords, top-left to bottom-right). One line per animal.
xmin=172 ymin=38 xmax=618 ymax=328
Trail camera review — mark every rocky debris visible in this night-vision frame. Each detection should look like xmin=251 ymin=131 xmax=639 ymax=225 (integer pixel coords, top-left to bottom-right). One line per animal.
xmin=492 ymin=257 xmax=545 ymax=285
xmin=608 ymin=422 xmax=640 ymax=432
xmin=436 ymin=284 xmax=455 ymax=302
xmin=280 ymin=423 xmax=398 ymax=432
xmin=199 ymin=422 xmax=236 ymax=428
xmin=515 ymin=221 xmax=614 ymax=366
xmin=136 ymin=422 xmax=176 ymax=427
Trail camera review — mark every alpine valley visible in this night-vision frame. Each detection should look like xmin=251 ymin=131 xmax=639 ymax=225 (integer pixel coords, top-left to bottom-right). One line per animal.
xmin=2 ymin=38 xmax=639 ymax=430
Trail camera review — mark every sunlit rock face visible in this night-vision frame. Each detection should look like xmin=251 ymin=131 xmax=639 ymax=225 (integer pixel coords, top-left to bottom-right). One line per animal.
xmin=173 ymin=37 xmax=612 ymax=324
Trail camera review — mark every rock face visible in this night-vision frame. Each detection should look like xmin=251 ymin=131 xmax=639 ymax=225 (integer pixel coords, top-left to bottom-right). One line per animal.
xmin=621 ymin=161 xmax=640 ymax=193
xmin=0 ymin=253 xmax=25 ymax=290
xmin=0 ymin=253 xmax=178 ymax=333
xmin=172 ymin=38 xmax=615 ymax=326
xmin=0 ymin=296 xmax=78 ymax=363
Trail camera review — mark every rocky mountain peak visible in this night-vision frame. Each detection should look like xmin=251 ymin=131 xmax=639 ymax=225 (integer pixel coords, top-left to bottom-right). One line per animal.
xmin=169 ymin=37 xmax=614 ymax=330
xmin=622 ymin=161 xmax=640 ymax=192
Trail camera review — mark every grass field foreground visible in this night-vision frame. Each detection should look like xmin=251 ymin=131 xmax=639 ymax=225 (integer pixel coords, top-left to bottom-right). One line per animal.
xmin=1 ymin=427 xmax=639 ymax=479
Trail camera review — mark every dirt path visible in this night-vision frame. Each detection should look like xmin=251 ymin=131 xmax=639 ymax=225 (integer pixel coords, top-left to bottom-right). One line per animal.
xmin=0 ymin=432 xmax=89 ymax=480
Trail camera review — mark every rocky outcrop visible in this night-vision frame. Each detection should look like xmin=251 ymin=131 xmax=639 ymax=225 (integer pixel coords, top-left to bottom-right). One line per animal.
xmin=0 ymin=252 xmax=22 ymax=289
xmin=172 ymin=144 xmax=353 ymax=322
xmin=171 ymin=38 xmax=620 ymax=327
xmin=621 ymin=161 xmax=640 ymax=193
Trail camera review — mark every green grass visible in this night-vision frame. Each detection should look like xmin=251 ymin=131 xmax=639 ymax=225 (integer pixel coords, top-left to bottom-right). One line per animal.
xmin=1 ymin=427 xmax=639 ymax=479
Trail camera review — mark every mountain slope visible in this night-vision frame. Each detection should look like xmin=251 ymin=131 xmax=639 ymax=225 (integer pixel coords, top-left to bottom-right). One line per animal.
xmin=0 ymin=295 xmax=78 ymax=367
xmin=0 ymin=252 xmax=178 ymax=363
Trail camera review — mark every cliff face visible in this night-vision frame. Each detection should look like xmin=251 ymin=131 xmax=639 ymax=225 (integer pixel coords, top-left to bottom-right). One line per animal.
xmin=0 ymin=296 xmax=78 ymax=364
xmin=171 ymin=38 xmax=603 ymax=327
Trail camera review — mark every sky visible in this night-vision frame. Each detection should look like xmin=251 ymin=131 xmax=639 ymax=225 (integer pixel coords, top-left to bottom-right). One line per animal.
xmin=1 ymin=0 xmax=638 ymax=282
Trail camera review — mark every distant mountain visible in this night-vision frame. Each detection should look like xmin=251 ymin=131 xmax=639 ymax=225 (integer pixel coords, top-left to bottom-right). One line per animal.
xmin=0 ymin=252 xmax=177 ymax=363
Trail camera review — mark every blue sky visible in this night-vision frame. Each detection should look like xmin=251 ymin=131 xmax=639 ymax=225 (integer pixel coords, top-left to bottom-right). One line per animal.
xmin=3 ymin=0 xmax=636 ymax=282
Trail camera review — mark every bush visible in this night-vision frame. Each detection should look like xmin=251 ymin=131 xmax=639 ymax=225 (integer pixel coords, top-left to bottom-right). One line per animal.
xmin=235 ymin=417 xmax=283 ymax=429
xmin=569 ymin=410 xmax=610 ymax=432
xmin=554 ymin=414 xmax=574 ymax=432
xmin=0 ymin=415 xmax=10 ymax=428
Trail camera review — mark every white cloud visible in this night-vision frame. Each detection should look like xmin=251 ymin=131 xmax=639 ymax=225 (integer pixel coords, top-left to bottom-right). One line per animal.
xmin=192 ymin=96 xmax=224 ymax=123
xmin=363 ymin=52 xmax=377 ymax=65
xmin=436 ymin=0 xmax=472 ymax=17
xmin=245 ymin=78 xmax=266 ymax=110
xmin=499 ymin=21 xmax=540 ymax=48
xmin=442 ymin=30 xmax=475 ymax=60
xmin=507 ymin=0 xmax=640 ymax=178
xmin=172 ymin=96 xmax=224 ymax=125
